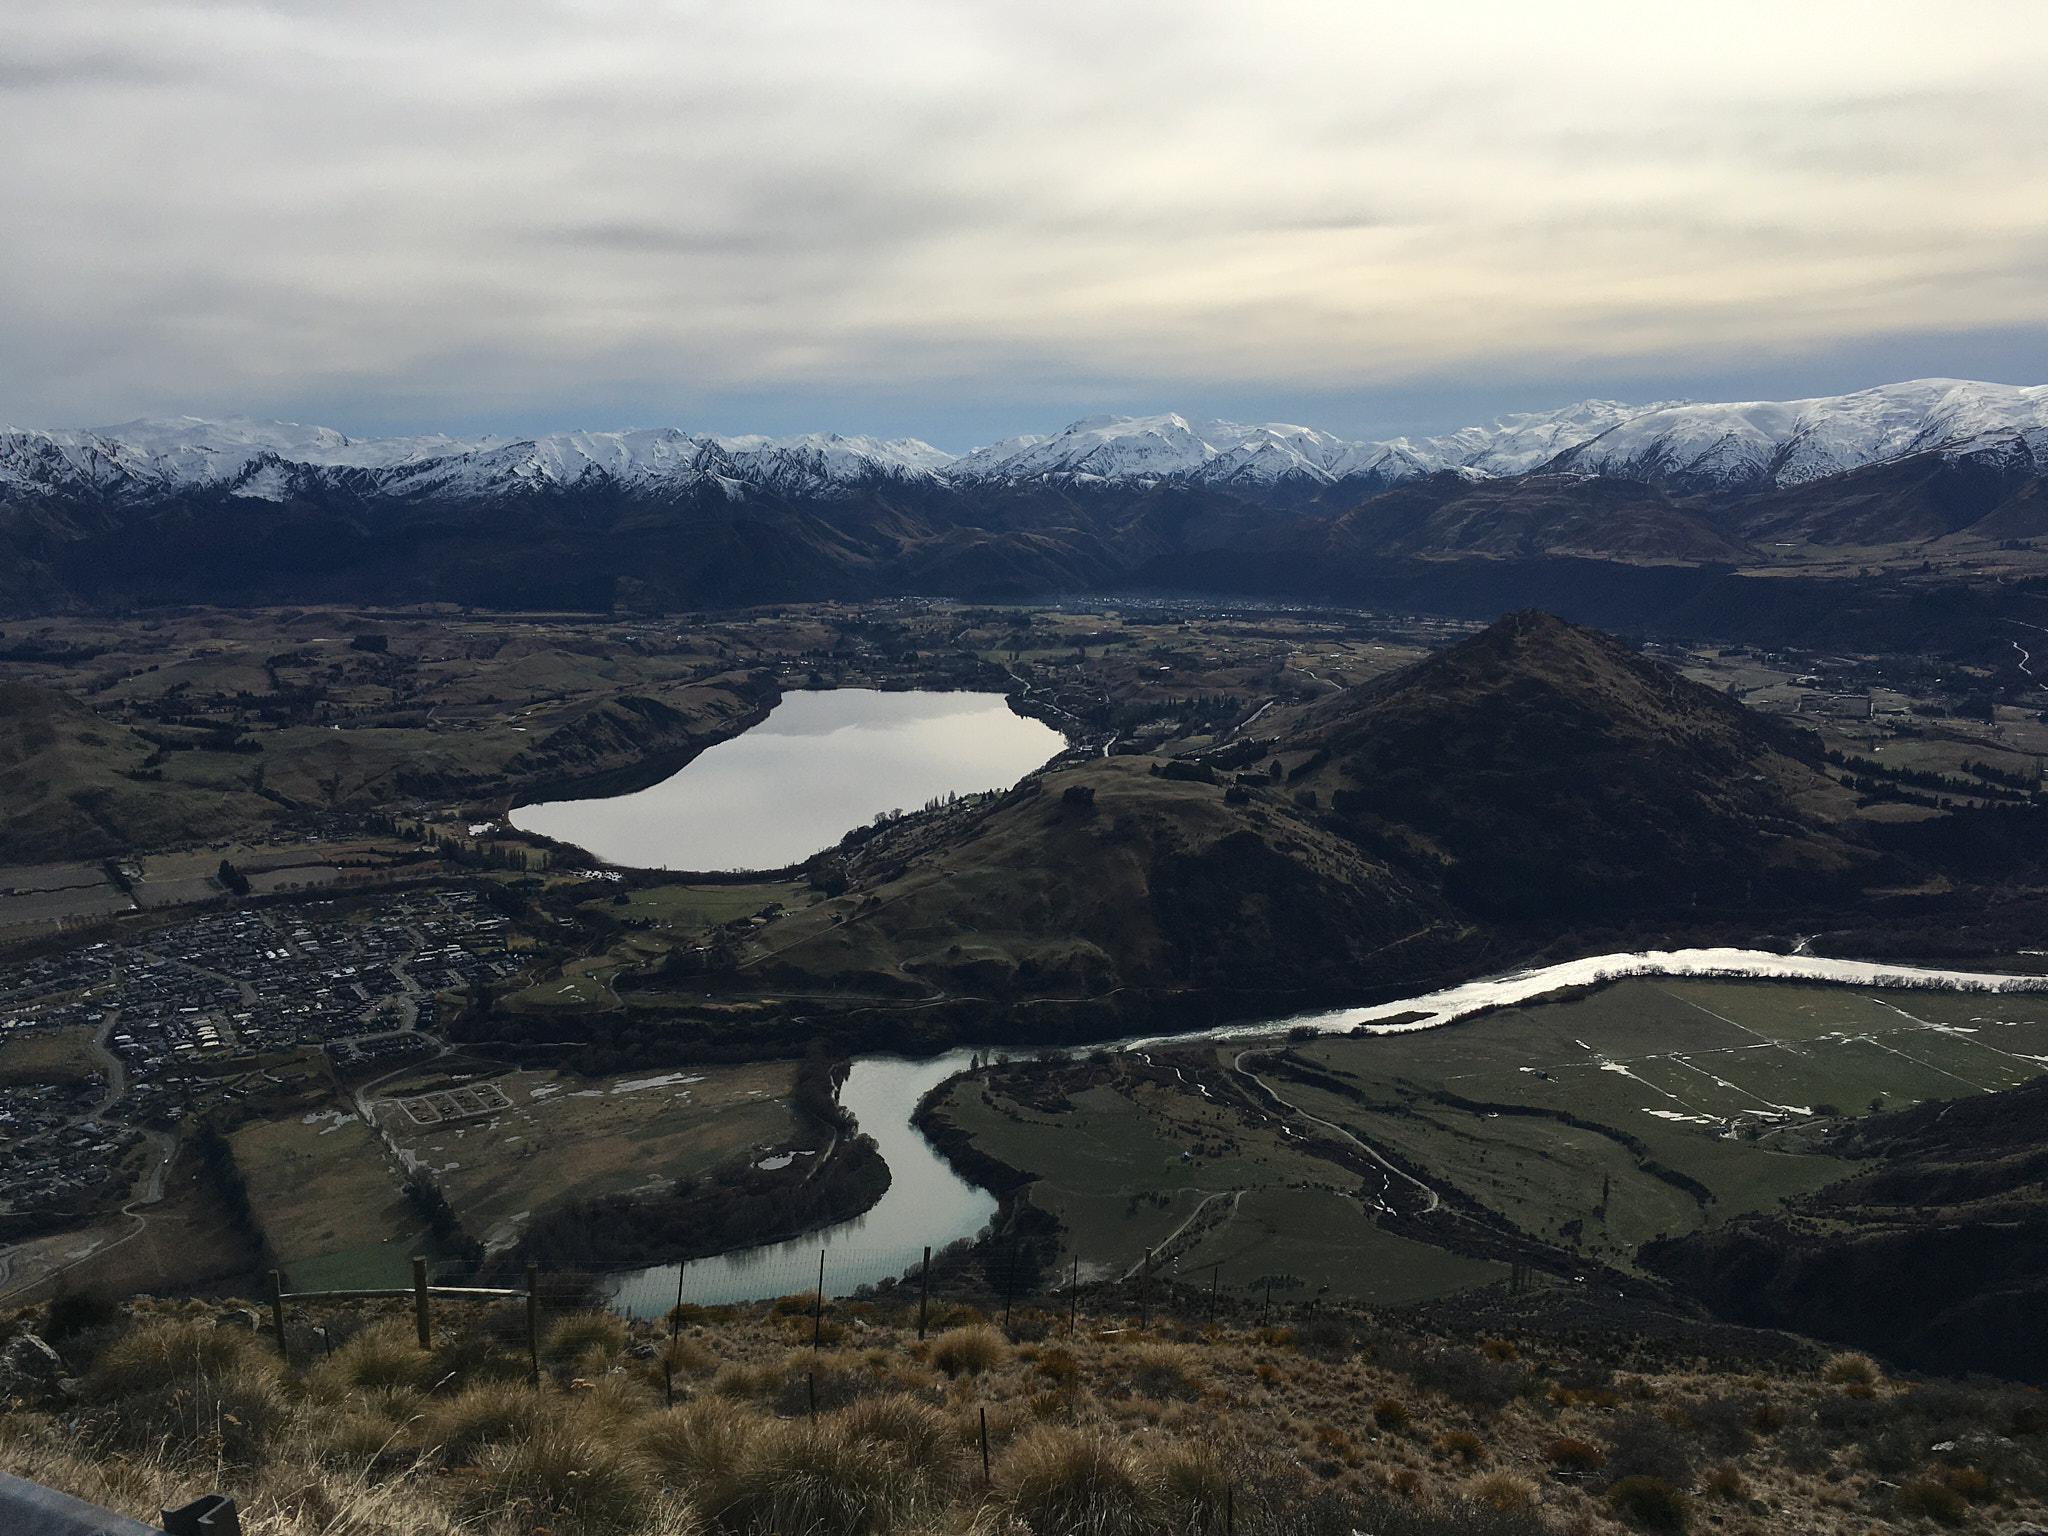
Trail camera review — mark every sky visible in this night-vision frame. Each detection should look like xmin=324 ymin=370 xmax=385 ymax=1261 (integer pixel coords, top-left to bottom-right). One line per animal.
xmin=4 ymin=0 xmax=2047 ymax=451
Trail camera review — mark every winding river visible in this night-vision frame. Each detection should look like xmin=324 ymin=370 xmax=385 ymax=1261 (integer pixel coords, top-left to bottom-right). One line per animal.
xmin=605 ymin=947 xmax=2048 ymax=1314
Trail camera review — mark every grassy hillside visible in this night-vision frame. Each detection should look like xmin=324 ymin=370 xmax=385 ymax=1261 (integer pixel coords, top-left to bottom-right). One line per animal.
xmin=0 ymin=681 xmax=281 ymax=860
xmin=1281 ymin=610 xmax=1866 ymax=920
xmin=3 ymin=1282 xmax=2043 ymax=1536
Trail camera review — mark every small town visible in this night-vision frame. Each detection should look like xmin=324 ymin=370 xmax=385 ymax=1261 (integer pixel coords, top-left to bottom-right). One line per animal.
xmin=0 ymin=889 xmax=520 ymax=1235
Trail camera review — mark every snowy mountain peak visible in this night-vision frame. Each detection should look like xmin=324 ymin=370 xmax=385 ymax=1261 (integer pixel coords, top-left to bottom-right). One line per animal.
xmin=1550 ymin=379 xmax=2048 ymax=491
xmin=3 ymin=378 xmax=2043 ymax=510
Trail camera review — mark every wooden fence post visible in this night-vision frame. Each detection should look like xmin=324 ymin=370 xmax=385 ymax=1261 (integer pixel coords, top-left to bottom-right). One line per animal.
xmin=812 ymin=1251 xmax=825 ymax=1353
xmin=1004 ymin=1238 xmax=1018 ymax=1329
xmin=412 ymin=1257 xmax=432 ymax=1349
xmin=1140 ymin=1249 xmax=1151 ymax=1330
xmin=916 ymin=1246 xmax=931 ymax=1339
xmin=525 ymin=1262 xmax=540 ymax=1386
xmin=268 ymin=1270 xmax=287 ymax=1361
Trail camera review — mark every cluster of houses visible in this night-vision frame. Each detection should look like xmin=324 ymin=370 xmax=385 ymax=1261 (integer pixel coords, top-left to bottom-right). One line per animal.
xmin=0 ymin=889 xmax=522 ymax=1231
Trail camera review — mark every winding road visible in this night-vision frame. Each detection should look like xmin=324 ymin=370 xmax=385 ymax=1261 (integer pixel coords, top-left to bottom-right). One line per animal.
xmin=1231 ymin=1048 xmax=1442 ymax=1214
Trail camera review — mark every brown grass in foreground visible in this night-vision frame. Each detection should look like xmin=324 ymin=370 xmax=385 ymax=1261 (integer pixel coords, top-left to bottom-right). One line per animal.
xmin=3 ymin=1294 xmax=2045 ymax=1536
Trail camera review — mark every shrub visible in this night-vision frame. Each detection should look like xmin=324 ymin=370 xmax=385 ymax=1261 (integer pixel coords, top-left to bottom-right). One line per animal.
xmin=637 ymin=1396 xmax=759 ymax=1516
xmin=1407 ymin=1346 xmax=1524 ymax=1412
xmin=467 ymin=1427 xmax=656 ymax=1532
xmin=1153 ymin=1439 xmax=1231 ymax=1527
xmin=426 ymin=1329 xmax=527 ymax=1389
xmin=1821 ymin=1351 xmax=1881 ymax=1386
xmin=1469 ymin=1471 xmax=1537 ymax=1512
xmin=1125 ymin=1343 xmax=1200 ymax=1401
xmin=316 ymin=1318 xmax=438 ymax=1393
xmin=930 ymin=1325 xmax=1006 ymax=1378
xmin=1544 ymin=1437 xmax=1606 ymax=1477
xmin=1035 ymin=1347 xmax=1081 ymax=1388
xmin=1297 ymin=1315 xmax=1353 ymax=1361
xmin=1438 ymin=1429 xmax=1485 ymax=1463
xmin=99 ymin=1365 xmax=288 ymax=1463
xmin=422 ymin=1380 xmax=558 ymax=1466
xmin=841 ymin=1393 xmax=958 ymax=1487
xmin=710 ymin=1362 xmax=783 ymax=1399
xmin=545 ymin=1309 xmax=629 ymax=1367
xmin=998 ymin=1425 xmax=1158 ymax=1536
xmin=1897 ymin=1477 xmax=1967 ymax=1525
xmin=1605 ymin=1409 xmax=1692 ymax=1488
xmin=1942 ymin=1465 xmax=1991 ymax=1503
xmin=1371 ymin=1398 xmax=1411 ymax=1432
xmin=660 ymin=1336 xmax=720 ymax=1378
xmin=43 ymin=1286 xmax=120 ymax=1343
xmin=309 ymin=1405 xmax=411 ymax=1470
xmin=85 ymin=1317 xmax=274 ymax=1400
xmin=1608 ymin=1475 xmax=1689 ymax=1531
xmin=1700 ymin=1465 xmax=1746 ymax=1501
xmin=721 ymin=1418 xmax=911 ymax=1536
xmin=774 ymin=1364 xmax=874 ymax=1417
xmin=1681 ymin=1394 xmax=1754 ymax=1455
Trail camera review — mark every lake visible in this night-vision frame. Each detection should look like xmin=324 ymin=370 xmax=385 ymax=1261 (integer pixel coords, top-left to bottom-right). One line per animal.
xmin=510 ymin=689 xmax=1065 ymax=871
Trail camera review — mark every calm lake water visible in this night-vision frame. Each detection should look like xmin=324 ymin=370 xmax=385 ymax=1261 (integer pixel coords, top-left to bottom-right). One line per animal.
xmin=603 ymin=948 xmax=2048 ymax=1314
xmin=512 ymin=689 xmax=1064 ymax=871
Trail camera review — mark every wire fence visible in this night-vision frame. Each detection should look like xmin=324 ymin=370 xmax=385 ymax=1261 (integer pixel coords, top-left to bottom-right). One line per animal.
xmin=259 ymin=1236 xmax=1560 ymax=1362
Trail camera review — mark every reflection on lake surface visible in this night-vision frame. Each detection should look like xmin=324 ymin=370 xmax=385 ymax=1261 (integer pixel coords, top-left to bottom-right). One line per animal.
xmin=512 ymin=689 xmax=1063 ymax=871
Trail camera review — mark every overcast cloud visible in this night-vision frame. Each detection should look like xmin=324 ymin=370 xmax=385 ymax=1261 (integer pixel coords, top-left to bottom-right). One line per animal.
xmin=3 ymin=0 xmax=2046 ymax=445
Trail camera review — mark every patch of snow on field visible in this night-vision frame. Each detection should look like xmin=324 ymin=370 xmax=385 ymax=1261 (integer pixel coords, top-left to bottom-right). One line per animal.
xmin=611 ymin=1072 xmax=706 ymax=1094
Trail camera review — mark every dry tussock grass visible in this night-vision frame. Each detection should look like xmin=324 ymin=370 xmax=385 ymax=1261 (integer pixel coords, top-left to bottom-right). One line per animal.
xmin=5 ymin=1293 xmax=2047 ymax=1536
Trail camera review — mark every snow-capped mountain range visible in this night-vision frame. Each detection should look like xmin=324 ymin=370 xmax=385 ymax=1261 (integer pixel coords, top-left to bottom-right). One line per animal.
xmin=3 ymin=379 xmax=2044 ymax=510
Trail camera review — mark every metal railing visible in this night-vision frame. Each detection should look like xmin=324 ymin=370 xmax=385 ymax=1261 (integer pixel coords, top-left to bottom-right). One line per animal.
xmin=0 ymin=1472 xmax=237 ymax=1535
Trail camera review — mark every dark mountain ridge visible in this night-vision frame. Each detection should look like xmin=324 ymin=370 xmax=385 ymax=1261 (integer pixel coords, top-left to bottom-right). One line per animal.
xmin=7 ymin=435 xmax=2047 ymax=649
xmin=1274 ymin=611 xmax=1864 ymax=920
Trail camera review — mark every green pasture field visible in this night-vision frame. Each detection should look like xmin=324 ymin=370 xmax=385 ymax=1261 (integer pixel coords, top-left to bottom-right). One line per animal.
xmin=1848 ymin=735 xmax=2042 ymax=783
xmin=371 ymin=1060 xmax=798 ymax=1251
xmin=1278 ymin=978 xmax=2048 ymax=1264
xmin=0 ymin=1025 xmax=102 ymax=1085
xmin=600 ymin=882 xmax=802 ymax=931
xmin=936 ymin=1078 xmax=1502 ymax=1301
xmin=939 ymin=977 xmax=2048 ymax=1301
xmin=232 ymin=1111 xmax=429 ymax=1286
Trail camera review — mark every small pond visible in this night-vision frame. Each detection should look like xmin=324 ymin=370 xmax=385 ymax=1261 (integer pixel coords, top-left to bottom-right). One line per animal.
xmin=511 ymin=689 xmax=1064 ymax=871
